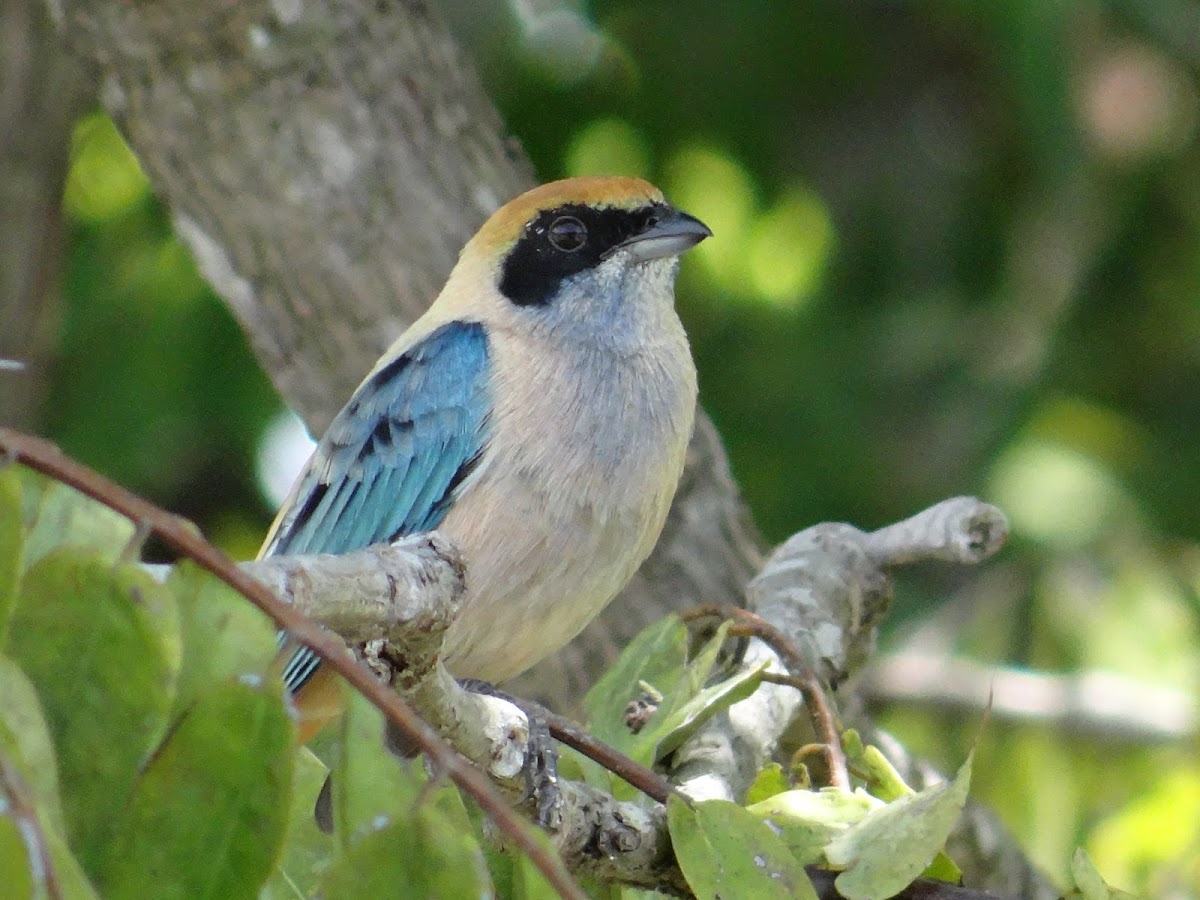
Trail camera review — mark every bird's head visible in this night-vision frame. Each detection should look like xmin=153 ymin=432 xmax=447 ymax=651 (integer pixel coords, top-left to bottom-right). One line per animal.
xmin=443 ymin=176 xmax=711 ymax=344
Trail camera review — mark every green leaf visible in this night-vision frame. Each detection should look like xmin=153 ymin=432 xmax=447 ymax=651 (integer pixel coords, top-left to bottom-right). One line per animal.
xmin=0 ymin=813 xmax=35 ymax=900
xmin=4 ymin=550 xmax=179 ymax=878
xmin=321 ymin=803 xmax=492 ymax=898
xmin=653 ymin=655 xmax=769 ymax=761
xmin=333 ymin=690 xmax=427 ymax=848
xmin=326 ymin=692 xmax=498 ymax=895
xmin=168 ymin=561 xmax=276 ymax=722
xmin=584 ymin=615 xmax=690 ymax=759
xmin=262 ymin=749 xmax=334 ymax=900
xmin=922 ymin=850 xmax=963 ymax=885
xmin=667 ymin=795 xmax=817 ymax=900
xmin=748 ymin=787 xmax=882 ymax=865
xmin=1067 ymin=848 xmax=1138 ymax=900
xmin=746 ymin=762 xmax=790 ymax=806
xmin=103 ymin=677 xmax=293 ymax=900
xmin=827 ymin=751 xmax=973 ymax=900
xmin=842 ymin=729 xmax=914 ymax=802
xmin=555 ymin=746 xmax=588 ymax=787
xmin=511 ymin=839 xmax=572 ymax=900
xmin=0 ymin=468 xmax=21 ymax=642
xmin=42 ymin=827 xmax=101 ymax=900
xmin=1071 ymin=849 xmax=1109 ymax=900
xmin=1089 ymin=765 xmax=1200 ymax=894
xmin=680 ymin=619 xmax=731 ymax=695
xmin=0 ymin=693 xmax=99 ymax=900
xmin=486 ymin=831 xmax=601 ymax=900
xmin=482 ymin=842 xmax=516 ymax=899
xmin=0 ymin=791 xmax=99 ymax=900
xmin=0 ymin=655 xmax=67 ymax=835
xmin=583 ymin=618 xmax=759 ymax=795
xmin=21 ymin=479 xmax=135 ymax=569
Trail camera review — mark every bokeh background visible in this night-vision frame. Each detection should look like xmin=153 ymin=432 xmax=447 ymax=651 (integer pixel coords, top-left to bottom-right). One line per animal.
xmin=10 ymin=1 xmax=1200 ymax=895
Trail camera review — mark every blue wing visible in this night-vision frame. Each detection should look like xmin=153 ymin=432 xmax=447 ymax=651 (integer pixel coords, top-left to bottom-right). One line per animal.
xmin=266 ymin=320 xmax=491 ymax=692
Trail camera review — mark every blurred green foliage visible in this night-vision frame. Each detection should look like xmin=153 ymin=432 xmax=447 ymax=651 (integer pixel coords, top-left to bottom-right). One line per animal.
xmin=26 ymin=0 xmax=1200 ymax=895
xmin=0 ymin=469 xmax=293 ymax=898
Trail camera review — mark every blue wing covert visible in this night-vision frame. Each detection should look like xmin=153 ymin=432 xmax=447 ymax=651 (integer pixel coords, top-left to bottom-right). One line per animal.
xmin=265 ymin=320 xmax=492 ymax=692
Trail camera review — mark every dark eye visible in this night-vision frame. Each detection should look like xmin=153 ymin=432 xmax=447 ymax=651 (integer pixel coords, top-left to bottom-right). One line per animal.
xmin=548 ymin=216 xmax=587 ymax=252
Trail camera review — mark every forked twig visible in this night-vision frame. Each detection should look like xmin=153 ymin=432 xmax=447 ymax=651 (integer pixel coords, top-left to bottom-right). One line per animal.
xmin=682 ymin=604 xmax=850 ymax=790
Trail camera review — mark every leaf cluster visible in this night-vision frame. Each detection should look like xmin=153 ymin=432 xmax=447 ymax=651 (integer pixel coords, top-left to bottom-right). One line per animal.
xmin=0 ymin=468 xmax=1131 ymax=899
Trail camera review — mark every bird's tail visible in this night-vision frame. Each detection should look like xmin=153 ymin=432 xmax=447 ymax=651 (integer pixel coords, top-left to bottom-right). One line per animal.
xmin=272 ymin=640 xmax=343 ymax=744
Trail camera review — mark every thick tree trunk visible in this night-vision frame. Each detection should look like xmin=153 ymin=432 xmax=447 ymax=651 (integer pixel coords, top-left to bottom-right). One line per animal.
xmin=0 ymin=0 xmax=95 ymax=427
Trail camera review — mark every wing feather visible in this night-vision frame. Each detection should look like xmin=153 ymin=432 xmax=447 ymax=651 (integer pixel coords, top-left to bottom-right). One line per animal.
xmin=264 ymin=321 xmax=491 ymax=692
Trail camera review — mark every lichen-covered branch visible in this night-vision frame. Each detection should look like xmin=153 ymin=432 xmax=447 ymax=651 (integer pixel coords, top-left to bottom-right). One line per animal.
xmin=243 ymin=534 xmax=466 ymax=647
xmin=670 ymin=498 xmax=1010 ymax=803
xmin=746 ymin=496 xmax=1006 ymax=687
xmin=251 ymin=495 xmax=1035 ymax=898
xmin=235 ymin=493 xmax=1030 ymax=897
xmin=158 ymin=492 xmax=1022 ymax=893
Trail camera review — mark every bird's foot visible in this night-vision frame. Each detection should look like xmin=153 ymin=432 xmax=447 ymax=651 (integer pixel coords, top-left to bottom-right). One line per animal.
xmin=458 ymin=679 xmax=561 ymax=830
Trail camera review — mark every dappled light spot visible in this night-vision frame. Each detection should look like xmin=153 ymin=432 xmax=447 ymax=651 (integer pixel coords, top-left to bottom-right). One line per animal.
xmin=1088 ymin=768 xmax=1200 ymax=893
xmin=1022 ymin=396 xmax=1147 ymax=473
xmin=257 ymin=410 xmax=317 ymax=512
xmin=564 ymin=118 xmax=651 ymax=179
xmin=516 ymin=6 xmax=607 ymax=85
xmin=988 ymin=438 xmax=1125 ymax=548
xmin=664 ymin=144 xmax=758 ymax=294
xmin=64 ymin=114 xmax=149 ymax=223
xmin=1077 ymin=42 xmax=1197 ymax=161
xmin=746 ymin=188 xmax=835 ymax=310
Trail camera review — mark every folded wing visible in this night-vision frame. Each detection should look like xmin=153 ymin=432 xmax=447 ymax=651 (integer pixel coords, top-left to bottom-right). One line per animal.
xmin=263 ymin=321 xmax=492 ymax=693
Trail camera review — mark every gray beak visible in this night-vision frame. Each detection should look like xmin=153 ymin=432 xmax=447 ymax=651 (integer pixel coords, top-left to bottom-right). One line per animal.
xmin=613 ymin=209 xmax=712 ymax=262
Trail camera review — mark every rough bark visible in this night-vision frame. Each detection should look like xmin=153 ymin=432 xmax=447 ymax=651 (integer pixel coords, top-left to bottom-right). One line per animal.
xmin=0 ymin=0 xmax=95 ymax=427
xmin=49 ymin=0 xmax=531 ymax=433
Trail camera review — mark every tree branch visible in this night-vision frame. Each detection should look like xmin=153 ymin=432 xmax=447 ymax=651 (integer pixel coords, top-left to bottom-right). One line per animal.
xmin=143 ymin=483 xmax=1034 ymax=897
xmin=7 ymin=423 xmax=1043 ymax=897
xmin=243 ymin=534 xmax=466 ymax=647
xmin=862 ymin=651 xmax=1197 ymax=743
xmin=664 ymin=498 xmax=1059 ymax=899
xmin=670 ymin=499 xmax=1007 ymax=803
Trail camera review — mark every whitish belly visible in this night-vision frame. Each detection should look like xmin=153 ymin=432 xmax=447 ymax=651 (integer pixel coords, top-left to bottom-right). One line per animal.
xmin=436 ymin=467 xmax=672 ymax=684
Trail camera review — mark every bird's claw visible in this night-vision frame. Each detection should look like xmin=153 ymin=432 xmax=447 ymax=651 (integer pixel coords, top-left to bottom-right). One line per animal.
xmin=460 ymin=678 xmax=561 ymax=829
xmin=520 ymin=708 xmax=561 ymax=829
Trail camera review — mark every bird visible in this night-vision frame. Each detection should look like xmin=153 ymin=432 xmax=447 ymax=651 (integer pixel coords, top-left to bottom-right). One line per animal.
xmin=260 ymin=176 xmax=711 ymax=743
